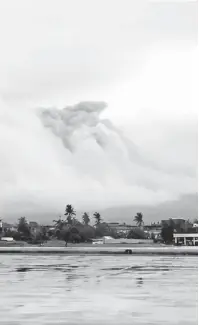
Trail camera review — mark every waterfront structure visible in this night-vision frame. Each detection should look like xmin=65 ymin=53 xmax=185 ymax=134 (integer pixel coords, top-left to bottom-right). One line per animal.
xmin=174 ymin=233 xmax=198 ymax=246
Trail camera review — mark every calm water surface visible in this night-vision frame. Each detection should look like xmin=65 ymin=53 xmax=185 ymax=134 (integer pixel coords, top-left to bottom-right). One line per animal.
xmin=0 ymin=254 xmax=197 ymax=325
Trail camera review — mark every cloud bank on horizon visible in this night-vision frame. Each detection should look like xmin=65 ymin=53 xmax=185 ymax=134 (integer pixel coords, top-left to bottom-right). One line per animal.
xmin=0 ymin=0 xmax=197 ymax=218
xmin=0 ymin=99 xmax=197 ymax=217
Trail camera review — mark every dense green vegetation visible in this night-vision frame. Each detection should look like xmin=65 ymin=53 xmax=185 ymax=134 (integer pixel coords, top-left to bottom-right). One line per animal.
xmin=1 ymin=207 xmax=197 ymax=245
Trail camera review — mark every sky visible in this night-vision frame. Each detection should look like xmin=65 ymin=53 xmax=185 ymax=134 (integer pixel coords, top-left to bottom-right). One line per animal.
xmin=0 ymin=0 xmax=198 ymax=219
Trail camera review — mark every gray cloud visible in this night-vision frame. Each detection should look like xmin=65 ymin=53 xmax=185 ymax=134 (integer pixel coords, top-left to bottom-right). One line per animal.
xmin=0 ymin=1 xmax=197 ymax=105
xmin=39 ymin=100 xmax=196 ymax=194
xmin=0 ymin=1 xmax=197 ymax=219
xmin=0 ymin=97 xmax=197 ymax=218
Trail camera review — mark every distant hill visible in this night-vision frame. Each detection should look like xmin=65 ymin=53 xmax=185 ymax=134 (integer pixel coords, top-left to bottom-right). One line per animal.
xmin=98 ymin=194 xmax=198 ymax=224
xmin=2 ymin=194 xmax=197 ymax=225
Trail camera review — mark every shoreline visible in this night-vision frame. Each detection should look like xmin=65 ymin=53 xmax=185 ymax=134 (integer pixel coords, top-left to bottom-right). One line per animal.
xmin=0 ymin=246 xmax=197 ymax=255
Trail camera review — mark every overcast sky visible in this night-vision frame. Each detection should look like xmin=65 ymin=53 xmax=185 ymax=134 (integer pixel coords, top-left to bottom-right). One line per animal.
xmin=0 ymin=0 xmax=197 ymax=218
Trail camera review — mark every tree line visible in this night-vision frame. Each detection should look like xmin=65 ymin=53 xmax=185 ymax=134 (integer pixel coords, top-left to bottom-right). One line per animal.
xmin=2 ymin=206 xmax=147 ymax=244
xmin=2 ymin=205 xmax=197 ymax=245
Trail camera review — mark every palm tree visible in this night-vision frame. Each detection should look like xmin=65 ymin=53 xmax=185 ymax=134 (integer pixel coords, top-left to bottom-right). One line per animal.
xmin=93 ymin=212 xmax=102 ymax=225
xmin=134 ymin=212 xmax=144 ymax=227
xmin=17 ymin=217 xmax=30 ymax=237
xmin=71 ymin=217 xmax=81 ymax=226
xmin=53 ymin=216 xmax=64 ymax=230
xmin=64 ymin=204 xmax=76 ymax=225
xmin=82 ymin=212 xmax=90 ymax=225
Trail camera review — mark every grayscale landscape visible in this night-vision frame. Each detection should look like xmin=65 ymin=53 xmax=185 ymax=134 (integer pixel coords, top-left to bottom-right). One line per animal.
xmin=0 ymin=0 xmax=197 ymax=324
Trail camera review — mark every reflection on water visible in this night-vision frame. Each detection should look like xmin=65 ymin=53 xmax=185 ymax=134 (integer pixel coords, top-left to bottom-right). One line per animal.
xmin=0 ymin=255 xmax=197 ymax=324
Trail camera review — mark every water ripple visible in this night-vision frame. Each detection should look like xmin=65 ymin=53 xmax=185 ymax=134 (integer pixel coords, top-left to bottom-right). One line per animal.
xmin=0 ymin=255 xmax=197 ymax=325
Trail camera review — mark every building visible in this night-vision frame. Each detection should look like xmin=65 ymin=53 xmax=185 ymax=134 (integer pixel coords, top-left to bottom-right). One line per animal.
xmin=161 ymin=218 xmax=191 ymax=233
xmin=29 ymin=221 xmax=41 ymax=235
xmin=2 ymin=222 xmax=17 ymax=232
xmin=174 ymin=233 xmax=198 ymax=246
xmin=144 ymin=223 xmax=162 ymax=231
xmin=144 ymin=223 xmax=162 ymax=238
xmin=107 ymin=222 xmax=136 ymax=231
xmin=0 ymin=220 xmax=18 ymax=236
xmin=106 ymin=222 xmax=137 ymax=236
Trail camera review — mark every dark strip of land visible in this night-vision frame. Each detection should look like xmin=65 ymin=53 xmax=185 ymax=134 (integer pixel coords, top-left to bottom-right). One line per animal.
xmin=0 ymin=246 xmax=197 ymax=255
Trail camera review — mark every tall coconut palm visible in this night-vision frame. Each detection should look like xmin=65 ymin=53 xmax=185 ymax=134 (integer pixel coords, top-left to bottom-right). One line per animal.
xmin=93 ymin=212 xmax=102 ymax=225
xmin=64 ymin=204 xmax=76 ymax=225
xmin=134 ymin=212 xmax=144 ymax=227
xmin=82 ymin=212 xmax=90 ymax=225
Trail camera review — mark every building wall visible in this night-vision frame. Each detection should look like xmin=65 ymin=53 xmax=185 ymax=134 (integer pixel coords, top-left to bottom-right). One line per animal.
xmin=107 ymin=223 xmax=136 ymax=232
xmin=161 ymin=218 xmax=189 ymax=232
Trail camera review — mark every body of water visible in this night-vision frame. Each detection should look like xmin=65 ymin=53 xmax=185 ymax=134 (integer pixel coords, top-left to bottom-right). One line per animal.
xmin=0 ymin=254 xmax=197 ymax=325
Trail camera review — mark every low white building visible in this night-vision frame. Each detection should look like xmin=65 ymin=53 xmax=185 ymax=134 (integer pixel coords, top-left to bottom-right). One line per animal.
xmin=174 ymin=233 xmax=198 ymax=246
xmin=1 ymin=237 xmax=14 ymax=242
